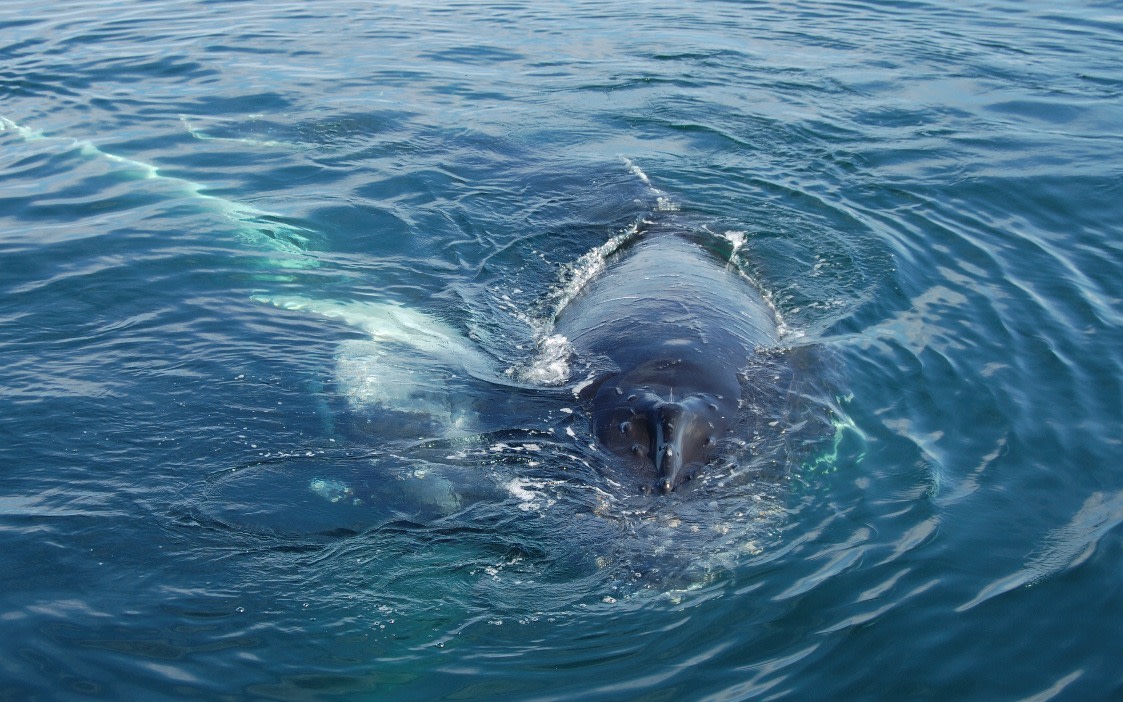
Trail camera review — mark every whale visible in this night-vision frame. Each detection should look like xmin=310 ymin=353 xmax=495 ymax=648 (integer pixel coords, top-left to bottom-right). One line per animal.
xmin=554 ymin=222 xmax=779 ymax=494
xmin=1 ymin=117 xmax=799 ymax=509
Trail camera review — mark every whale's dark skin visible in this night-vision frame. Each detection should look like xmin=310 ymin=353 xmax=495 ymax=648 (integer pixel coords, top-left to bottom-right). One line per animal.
xmin=555 ymin=225 xmax=778 ymax=494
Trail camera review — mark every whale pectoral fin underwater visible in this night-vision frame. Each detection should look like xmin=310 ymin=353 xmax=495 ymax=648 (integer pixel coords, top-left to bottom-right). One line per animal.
xmin=253 ymin=294 xmax=496 ymax=375
xmin=254 ymin=294 xmax=500 ymax=435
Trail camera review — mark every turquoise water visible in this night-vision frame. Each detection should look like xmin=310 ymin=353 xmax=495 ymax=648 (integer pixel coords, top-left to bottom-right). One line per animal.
xmin=3 ymin=1 xmax=1122 ymax=699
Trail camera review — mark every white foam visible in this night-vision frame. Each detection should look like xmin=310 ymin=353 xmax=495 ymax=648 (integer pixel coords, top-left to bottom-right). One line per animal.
xmin=309 ymin=478 xmax=354 ymax=503
xmin=519 ymin=333 xmax=572 ymax=386
xmin=544 ymin=218 xmax=644 ymax=321
xmin=621 ymin=157 xmax=678 ymax=211
xmin=720 ymin=229 xmax=748 ymax=255
xmin=622 ymin=156 xmax=653 ymax=186
xmin=504 ymin=214 xmax=644 ymax=386
xmin=505 ymin=477 xmax=557 ymax=512
xmin=504 ymin=159 xmax=690 ymax=386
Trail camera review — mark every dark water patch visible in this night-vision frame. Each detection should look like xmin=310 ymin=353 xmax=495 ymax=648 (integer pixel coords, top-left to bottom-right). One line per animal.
xmin=421 ymin=45 xmax=526 ymax=66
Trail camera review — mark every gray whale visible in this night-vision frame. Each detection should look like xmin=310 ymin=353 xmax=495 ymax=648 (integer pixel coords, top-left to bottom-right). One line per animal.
xmin=555 ymin=223 xmax=778 ymax=494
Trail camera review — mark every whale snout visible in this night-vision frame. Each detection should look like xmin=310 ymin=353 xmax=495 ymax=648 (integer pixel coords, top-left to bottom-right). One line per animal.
xmin=594 ymin=381 xmax=735 ymax=494
xmin=652 ymin=401 xmax=690 ymax=493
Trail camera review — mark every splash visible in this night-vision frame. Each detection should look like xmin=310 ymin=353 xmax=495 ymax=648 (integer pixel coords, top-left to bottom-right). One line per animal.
xmin=309 ymin=478 xmax=354 ymax=504
xmin=519 ymin=333 xmax=573 ymax=386
xmin=621 ymin=157 xmax=679 ymax=212
xmin=544 ymin=217 xmax=645 ymax=322
xmin=716 ymin=227 xmax=799 ymax=342
xmin=505 ymin=208 xmax=645 ymax=385
xmin=720 ymin=229 xmax=748 ymax=256
xmin=505 ymin=477 xmax=558 ymax=512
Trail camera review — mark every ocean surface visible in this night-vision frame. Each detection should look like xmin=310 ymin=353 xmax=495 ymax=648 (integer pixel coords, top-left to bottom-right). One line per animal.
xmin=3 ymin=1 xmax=1122 ymax=699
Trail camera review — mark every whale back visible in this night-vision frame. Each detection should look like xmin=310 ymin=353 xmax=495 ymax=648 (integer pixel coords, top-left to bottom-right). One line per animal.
xmin=555 ymin=227 xmax=779 ymax=492
xmin=556 ymin=230 xmax=776 ymax=370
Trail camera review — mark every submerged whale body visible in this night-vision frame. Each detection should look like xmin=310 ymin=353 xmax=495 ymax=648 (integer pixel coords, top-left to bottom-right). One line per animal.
xmin=554 ymin=223 xmax=779 ymax=494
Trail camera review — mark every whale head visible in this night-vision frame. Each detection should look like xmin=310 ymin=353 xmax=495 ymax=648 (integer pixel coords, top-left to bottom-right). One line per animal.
xmin=588 ymin=359 xmax=741 ymax=494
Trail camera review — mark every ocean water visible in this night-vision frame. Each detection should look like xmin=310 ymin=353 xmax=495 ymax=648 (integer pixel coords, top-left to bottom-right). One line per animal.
xmin=2 ymin=1 xmax=1122 ymax=699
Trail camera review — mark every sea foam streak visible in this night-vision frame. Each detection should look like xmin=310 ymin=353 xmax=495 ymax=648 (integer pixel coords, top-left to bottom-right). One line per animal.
xmin=0 ymin=115 xmax=315 ymax=267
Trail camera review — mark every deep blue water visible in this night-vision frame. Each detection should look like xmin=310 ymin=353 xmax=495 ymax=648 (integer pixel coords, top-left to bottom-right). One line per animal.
xmin=3 ymin=1 xmax=1123 ymax=699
